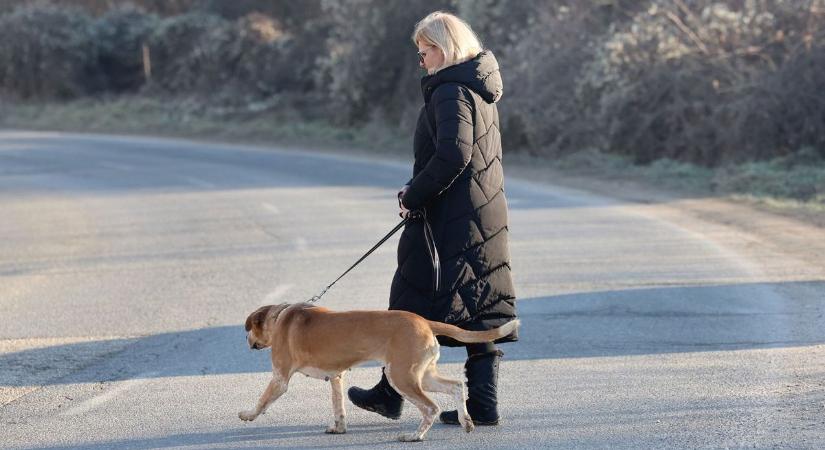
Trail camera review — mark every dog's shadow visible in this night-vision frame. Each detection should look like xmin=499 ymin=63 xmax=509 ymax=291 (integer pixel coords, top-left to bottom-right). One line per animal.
xmin=225 ymin=423 xmax=392 ymax=443
xmin=6 ymin=280 xmax=825 ymax=390
xmin=38 ymin=424 xmax=410 ymax=450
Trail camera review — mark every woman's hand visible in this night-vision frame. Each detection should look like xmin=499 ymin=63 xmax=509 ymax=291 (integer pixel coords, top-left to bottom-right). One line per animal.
xmin=398 ymin=185 xmax=410 ymax=218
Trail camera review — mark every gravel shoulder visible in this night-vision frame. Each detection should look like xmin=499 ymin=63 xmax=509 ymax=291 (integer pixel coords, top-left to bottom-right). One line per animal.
xmin=503 ymin=153 xmax=825 ymax=275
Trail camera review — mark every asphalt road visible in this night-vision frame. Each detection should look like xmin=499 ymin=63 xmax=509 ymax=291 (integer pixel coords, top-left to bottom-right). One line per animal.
xmin=1 ymin=131 xmax=823 ymax=449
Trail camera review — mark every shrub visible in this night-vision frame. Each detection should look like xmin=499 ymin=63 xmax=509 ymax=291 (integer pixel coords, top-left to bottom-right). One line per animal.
xmin=0 ymin=3 xmax=100 ymax=99
xmin=459 ymin=0 xmax=640 ymax=154
xmin=316 ymin=0 xmax=451 ymax=125
xmin=95 ymin=5 xmax=159 ymax=92
xmin=144 ymin=11 xmax=319 ymax=104
xmin=582 ymin=0 xmax=825 ymax=166
xmin=144 ymin=12 xmax=235 ymax=93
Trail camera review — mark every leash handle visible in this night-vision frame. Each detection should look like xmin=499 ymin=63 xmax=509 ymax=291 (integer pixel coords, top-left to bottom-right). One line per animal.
xmin=411 ymin=210 xmax=440 ymax=296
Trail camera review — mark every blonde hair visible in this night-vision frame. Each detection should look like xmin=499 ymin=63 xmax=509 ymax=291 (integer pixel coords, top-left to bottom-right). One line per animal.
xmin=412 ymin=11 xmax=483 ymax=73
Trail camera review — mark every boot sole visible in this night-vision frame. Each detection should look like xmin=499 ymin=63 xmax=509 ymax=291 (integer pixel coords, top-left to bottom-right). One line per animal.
xmin=352 ymin=402 xmax=401 ymax=420
xmin=440 ymin=417 xmax=499 ymax=426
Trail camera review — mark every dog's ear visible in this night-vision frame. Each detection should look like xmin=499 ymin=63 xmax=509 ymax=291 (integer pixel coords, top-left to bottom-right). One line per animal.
xmin=244 ymin=303 xmax=290 ymax=332
xmin=245 ymin=305 xmax=270 ymax=332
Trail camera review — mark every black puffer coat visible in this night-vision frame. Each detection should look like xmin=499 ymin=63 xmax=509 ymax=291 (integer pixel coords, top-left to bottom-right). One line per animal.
xmin=389 ymin=50 xmax=517 ymax=346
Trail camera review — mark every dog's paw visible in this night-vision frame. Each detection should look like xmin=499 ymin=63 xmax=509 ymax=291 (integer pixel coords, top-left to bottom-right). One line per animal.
xmin=325 ymin=425 xmax=347 ymax=434
xmin=462 ymin=418 xmax=475 ymax=433
xmin=238 ymin=410 xmax=258 ymax=421
xmin=397 ymin=433 xmax=423 ymax=442
xmin=325 ymin=416 xmax=347 ymax=434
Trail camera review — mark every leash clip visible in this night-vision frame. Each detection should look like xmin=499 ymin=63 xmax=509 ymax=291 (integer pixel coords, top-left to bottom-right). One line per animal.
xmin=307 ymin=287 xmax=327 ymax=303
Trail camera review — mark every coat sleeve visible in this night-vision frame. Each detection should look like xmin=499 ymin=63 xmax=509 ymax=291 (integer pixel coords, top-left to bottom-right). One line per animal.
xmin=402 ymin=83 xmax=474 ymax=210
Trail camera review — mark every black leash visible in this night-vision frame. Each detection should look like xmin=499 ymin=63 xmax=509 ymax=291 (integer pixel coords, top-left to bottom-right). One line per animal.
xmin=308 ymin=210 xmax=440 ymax=303
xmin=417 ymin=210 xmax=441 ymax=296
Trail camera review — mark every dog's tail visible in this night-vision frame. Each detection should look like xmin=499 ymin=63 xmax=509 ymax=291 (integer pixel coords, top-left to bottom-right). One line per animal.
xmin=427 ymin=319 xmax=520 ymax=344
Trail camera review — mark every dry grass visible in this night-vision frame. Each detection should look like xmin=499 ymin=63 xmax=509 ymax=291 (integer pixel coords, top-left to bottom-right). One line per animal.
xmin=0 ymin=95 xmax=411 ymax=154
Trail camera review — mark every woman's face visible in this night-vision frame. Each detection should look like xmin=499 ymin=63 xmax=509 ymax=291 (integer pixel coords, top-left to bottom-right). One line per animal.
xmin=418 ymin=41 xmax=444 ymax=74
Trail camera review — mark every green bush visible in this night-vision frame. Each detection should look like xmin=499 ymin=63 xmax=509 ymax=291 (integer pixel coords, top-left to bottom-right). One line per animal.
xmin=316 ymin=0 xmax=450 ymax=125
xmin=715 ymin=148 xmax=825 ymax=200
xmin=0 ymin=3 xmax=100 ymax=99
xmin=223 ymin=12 xmax=314 ymax=99
xmin=583 ymin=0 xmax=825 ymax=166
xmin=95 ymin=6 xmax=159 ymax=92
xmin=144 ymin=11 xmax=317 ymax=104
xmin=145 ymin=13 xmax=235 ymax=93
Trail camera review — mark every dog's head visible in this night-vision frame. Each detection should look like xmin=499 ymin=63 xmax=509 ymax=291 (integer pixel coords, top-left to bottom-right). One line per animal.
xmin=244 ymin=303 xmax=290 ymax=350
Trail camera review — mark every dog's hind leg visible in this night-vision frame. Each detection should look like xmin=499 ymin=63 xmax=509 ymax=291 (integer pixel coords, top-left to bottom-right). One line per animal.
xmin=386 ymin=365 xmax=439 ymax=442
xmin=422 ymin=363 xmax=473 ymax=433
xmin=239 ymin=370 xmax=289 ymax=422
xmin=325 ymin=373 xmax=347 ymax=434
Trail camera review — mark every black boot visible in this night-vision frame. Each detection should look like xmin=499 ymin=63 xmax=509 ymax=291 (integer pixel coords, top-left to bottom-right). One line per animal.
xmin=440 ymin=349 xmax=503 ymax=426
xmin=347 ymin=368 xmax=403 ymax=420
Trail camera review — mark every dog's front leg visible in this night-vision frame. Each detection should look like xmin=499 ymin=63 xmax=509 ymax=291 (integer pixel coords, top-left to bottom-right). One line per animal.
xmin=239 ymin=372 xmax=288 ymax=422
xmin=325 ymin=373 xmax=347 ymax=434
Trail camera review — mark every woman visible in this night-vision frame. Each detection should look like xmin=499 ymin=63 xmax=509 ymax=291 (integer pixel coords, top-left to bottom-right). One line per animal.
xmin=348 ymin=11 xmax=518 ymax=426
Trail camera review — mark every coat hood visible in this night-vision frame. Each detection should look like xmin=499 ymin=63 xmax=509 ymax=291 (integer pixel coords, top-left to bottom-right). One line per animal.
xmin=421 ymin=50 xmax=503 ymax=104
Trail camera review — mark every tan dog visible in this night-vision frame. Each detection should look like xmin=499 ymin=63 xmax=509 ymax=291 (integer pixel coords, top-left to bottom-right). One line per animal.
xmin=239 ymin=302 xmax=519 ymax=442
